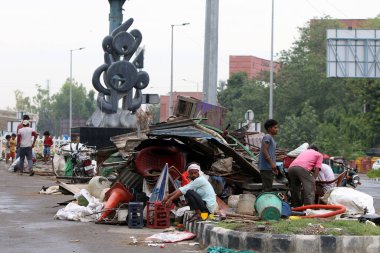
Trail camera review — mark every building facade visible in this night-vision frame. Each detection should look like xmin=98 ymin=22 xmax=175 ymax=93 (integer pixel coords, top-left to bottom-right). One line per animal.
xmin=229 ymin=55 xmax=280 ymax=80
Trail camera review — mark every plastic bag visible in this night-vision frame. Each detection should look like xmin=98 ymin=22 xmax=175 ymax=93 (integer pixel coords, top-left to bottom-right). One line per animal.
xmin=65 ymin=159 xmax=73 ymax=176
xmin=145 ymin=231 xmax=196 ymax=243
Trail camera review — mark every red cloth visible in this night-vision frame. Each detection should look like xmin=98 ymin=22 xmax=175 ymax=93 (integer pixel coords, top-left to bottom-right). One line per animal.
xmin=181 ymin=171 xmax=190 ymax=186
xmin=17 ymin=123 xmax=23 ymax=133
xmin=44 ymin=136 xmax=53 ymax=147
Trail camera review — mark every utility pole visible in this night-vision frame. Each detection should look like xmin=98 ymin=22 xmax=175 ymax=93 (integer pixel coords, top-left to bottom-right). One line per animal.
xmin=203 ymin=0 xmax=219 ymax=105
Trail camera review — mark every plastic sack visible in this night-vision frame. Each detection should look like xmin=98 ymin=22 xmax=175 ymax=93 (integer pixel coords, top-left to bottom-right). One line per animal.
xmin=88 ymin=176 xmax=111 ymax=199
xmin=287 ymin=143 xmax=309 ymax=157
xmin=145 ymin=231 xmax=196 ymax=243
xmin=65 ymin=159 xmax=73 ymax=176
xmin=55 ymin=190 xmax=103 ymax=222
xmin=52 ymin=153 xmax=66 ymax=176
xmin=322 ymin=187 xmax=375 ymax=214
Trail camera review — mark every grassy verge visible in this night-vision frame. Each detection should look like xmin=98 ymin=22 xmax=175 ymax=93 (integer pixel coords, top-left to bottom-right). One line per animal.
xmin=215 ymin=219 xmax=380 ymax=236
xmin=367 ymin=169 xmax=380 ymax=178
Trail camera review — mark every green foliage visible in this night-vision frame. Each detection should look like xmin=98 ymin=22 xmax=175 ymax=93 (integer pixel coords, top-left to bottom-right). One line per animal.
xmin=367 ymin=169 xmax=380 ymax=178
xmin=49 ymin=80 xmax=95 ymax=134
xmin=217 ymin=72 xmax=269 ymax=130
xmin=214 ymin=221 xmax=243 ymax=231
xmin=270 ymin=219 xmax=380 ymax=236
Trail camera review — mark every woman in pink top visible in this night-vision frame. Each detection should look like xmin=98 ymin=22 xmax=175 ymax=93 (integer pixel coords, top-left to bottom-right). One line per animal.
xmin=288 ymin=145 xmax=323 ymax=207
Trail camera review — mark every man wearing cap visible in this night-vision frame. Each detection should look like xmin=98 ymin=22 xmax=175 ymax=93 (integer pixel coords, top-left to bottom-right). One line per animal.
xmin=16 ymin=114 xmax=30 ymax=159
xmin=162 ymin=163 xmax=218 ymax=222
xmin=17 ymin=120 xmax=37 ymax=176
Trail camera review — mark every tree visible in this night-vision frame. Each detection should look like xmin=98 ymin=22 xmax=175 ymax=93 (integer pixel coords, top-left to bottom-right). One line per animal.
xmin=14 ymin=90 xmax=34 ymax=113
xmin=50 ymin=79 xmax=95 ymax=134
xmin=218 ymin=72 xmax=268 ymax=129
xmin=32 ymin=84 xmax=53 ymax=134
xmin=278 ymin=102 xmax=319 ymax=149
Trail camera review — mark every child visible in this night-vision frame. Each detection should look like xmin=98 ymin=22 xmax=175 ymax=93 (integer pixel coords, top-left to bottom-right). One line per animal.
xmin=5 ymin=135 xmax=11 ymax=164
xmin=43 ymin=131 xmax=53 ymax=163
xmin=9 ymin=133 xmax=17 ymax=163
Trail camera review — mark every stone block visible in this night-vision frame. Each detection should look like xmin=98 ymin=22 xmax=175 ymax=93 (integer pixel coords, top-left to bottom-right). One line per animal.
xmin=271 ymin=234 xmax=292 ymax=252
xmin=294 ymin=235 xmax=319 ymax=253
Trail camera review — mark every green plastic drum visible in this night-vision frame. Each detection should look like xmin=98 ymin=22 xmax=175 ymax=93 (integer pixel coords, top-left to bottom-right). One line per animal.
xmin=254 ymin=192 xmax=282 ymax=221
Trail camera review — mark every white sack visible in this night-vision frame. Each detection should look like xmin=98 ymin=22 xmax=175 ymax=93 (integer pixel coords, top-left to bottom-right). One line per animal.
xmin=323 ymin=187 xmax=375 ymax=215
xmin=287 ymin=143 xmax=309 ymax=157
xmin=55 ymin=190 xmax=103 ymax=222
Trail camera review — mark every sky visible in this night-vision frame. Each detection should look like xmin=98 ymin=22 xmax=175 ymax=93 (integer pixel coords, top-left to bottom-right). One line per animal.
xmin=0 ymin=0 xmax=379 ymax=110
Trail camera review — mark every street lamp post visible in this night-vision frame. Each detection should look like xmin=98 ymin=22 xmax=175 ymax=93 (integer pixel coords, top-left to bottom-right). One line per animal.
xmin=269 ymin=0 xmax=275 ymax=119
xmin=69 ymin=47 xmax=85 ymax=138
xmin=169 ymin=23 xmax=190 ymax=116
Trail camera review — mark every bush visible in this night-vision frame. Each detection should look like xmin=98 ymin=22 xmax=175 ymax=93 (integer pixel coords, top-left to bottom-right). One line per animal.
xmin=367 ymin=169 xmax=380 ymax=178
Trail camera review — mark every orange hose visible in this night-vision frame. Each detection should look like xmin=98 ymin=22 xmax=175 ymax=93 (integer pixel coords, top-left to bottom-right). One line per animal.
xmin=291 ymin=204 xmax=346 ymax=218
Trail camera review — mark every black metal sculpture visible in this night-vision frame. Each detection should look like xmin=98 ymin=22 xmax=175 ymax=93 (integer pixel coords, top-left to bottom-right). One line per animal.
xmin=87 ymin=18 xmax=150 ymax=127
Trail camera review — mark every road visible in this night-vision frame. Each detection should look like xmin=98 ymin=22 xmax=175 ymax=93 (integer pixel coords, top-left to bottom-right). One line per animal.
xmin=0 ymin=161 xmax=204 ymax=253
xmin=355 ymin=174 xmax=380 ymax=214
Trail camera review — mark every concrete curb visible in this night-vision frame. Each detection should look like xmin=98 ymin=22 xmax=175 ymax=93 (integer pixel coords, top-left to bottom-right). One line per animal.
xmin=184 ymin=212 xmax=380 ymax=253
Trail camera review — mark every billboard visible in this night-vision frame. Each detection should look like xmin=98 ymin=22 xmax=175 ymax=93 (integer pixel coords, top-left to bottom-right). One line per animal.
xmin=327 ymin=29 xmax=380 ymax=78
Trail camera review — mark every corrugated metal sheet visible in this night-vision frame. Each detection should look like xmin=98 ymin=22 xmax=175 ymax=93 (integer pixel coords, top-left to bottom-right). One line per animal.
xmin=116 ymin=168 xmax=143 ymax=191
xmin=149 ymin=126 xmax=214 ymax=139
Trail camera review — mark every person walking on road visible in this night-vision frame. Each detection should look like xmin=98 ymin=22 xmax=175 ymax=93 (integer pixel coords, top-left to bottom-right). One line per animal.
xmin=258 ymin=119 xmax=279 ymax=192
xmin=17 ymin=120 xmax=37 ymax=176
xmin=288 ymin=145 xmax=323 ymax=207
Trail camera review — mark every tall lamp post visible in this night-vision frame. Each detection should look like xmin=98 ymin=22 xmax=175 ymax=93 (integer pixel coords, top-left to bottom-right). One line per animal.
xmin=269 ymin=0 xmax=275 ymax=119
xmin=69 ymin=47 xmax=85 ymax=138
xmin=169 ymin=23 xmax=190 ymax=116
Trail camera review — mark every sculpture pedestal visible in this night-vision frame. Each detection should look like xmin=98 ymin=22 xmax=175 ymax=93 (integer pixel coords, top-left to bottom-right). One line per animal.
xmin=71 ymin=127 xmax=132 ymax=149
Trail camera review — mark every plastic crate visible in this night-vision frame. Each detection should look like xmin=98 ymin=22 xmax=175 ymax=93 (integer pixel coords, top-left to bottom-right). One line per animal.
xmin=128 ymin=202 xmax=144 ymax=228
xmin=146 ymin=201 xmax=170 ymax=229
xmin=283 ymin=156 xmax=296 ymax=168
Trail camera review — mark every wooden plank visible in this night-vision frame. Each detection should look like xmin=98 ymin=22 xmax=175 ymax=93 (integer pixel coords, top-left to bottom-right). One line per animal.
xmin=57 ymin=181 xmax=88 ymax=195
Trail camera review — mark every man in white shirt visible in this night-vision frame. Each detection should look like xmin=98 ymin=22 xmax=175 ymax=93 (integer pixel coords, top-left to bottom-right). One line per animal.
xmin=317 ymin=163 xmax=335 ymax=192
xmin=162 ymin=163 xmax=218 ymax=222
xmin=17 ymin=120 xmax=37 ymax=176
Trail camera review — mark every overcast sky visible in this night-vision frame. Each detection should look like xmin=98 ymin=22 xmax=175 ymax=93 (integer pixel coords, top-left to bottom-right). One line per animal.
xmin=0 ymin=0 xmax=378 ymax=110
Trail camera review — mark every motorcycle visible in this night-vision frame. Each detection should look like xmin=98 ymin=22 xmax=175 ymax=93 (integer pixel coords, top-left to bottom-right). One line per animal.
xmin=54 ymin=142 xmax=97 ymax=182
xmin=69 ymin=143 xmax=97 ymax=178
xmin=338 ymin=163 xmax=361 ymax=188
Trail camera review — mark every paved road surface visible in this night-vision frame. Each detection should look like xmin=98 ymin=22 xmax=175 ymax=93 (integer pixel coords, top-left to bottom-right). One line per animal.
xmin=355 ymin=174 xmax=380 ymax=213
xmin=0 ymin=161 xmax=203 ymax=253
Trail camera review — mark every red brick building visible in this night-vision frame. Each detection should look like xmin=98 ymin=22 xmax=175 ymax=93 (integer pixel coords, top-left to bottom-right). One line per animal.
xmin=160 ymin=92 xmax=203 ymax=122
xmin=229 ymin=55 xmax=280 ymax=80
